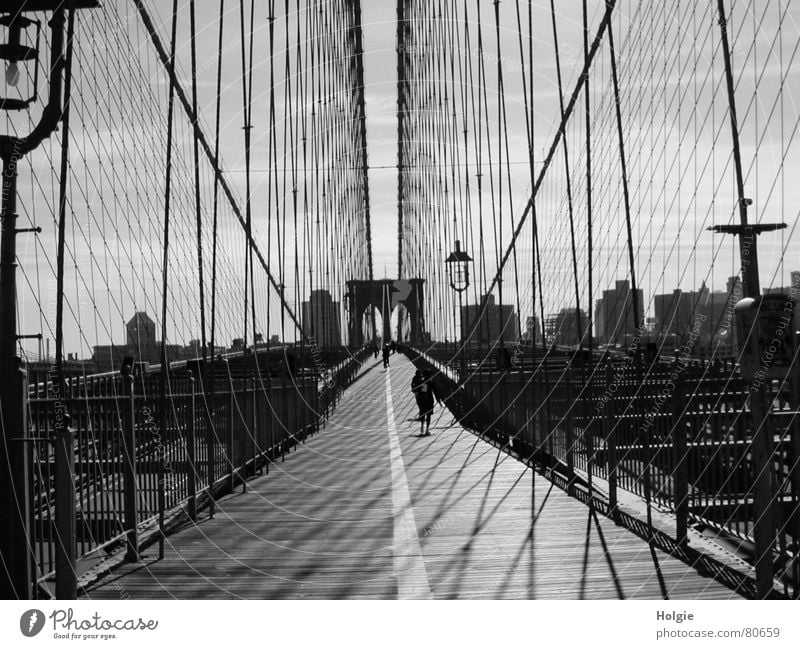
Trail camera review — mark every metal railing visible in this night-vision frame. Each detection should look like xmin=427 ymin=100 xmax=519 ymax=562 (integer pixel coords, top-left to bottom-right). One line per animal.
xmin=24 ymin=345 xmax=369 ymax=595
xmin=405 ymin=344 xmax=800 ymax=598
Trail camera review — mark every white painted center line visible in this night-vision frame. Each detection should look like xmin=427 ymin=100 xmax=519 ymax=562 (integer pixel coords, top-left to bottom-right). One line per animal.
xmin=385 ymin=368 xmax=432 ymax=599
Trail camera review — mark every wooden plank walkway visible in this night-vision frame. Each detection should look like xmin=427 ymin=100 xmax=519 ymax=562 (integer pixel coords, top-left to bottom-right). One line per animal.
xmin=83 ymin=354 xmax=743 ymax=599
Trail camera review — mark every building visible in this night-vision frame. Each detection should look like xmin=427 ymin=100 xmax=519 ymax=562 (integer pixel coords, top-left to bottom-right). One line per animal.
xmin=92 ymin=312 xmax=190 ymax=372
xmin=653 ymin=287 xmax=703 ymax=346
xmin=520 ymin=315 xmax=542 ymax=347
xmin=544 ymin=308 xmax=588 ymax=347
xmin=706 ymin=276 xmax=741 ymax=356
xmin=653 ymin=277 xmax=741 ymax=357
xmin=301 ymin=289 xmax=342 ymax=347
xmin=594 ymin=279 xmax=644 ymax=346
xmin=125 ymin=311 xmax=159 ymax=363
xmin=460 ymin=293 xmax=519 ymax=345
xmin=763 ymin=271 xmax=800 ymax=338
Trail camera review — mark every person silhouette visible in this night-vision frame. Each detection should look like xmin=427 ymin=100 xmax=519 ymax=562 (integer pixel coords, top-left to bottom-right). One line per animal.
xmin=411 ymin=368 xmax=424 ymax=420
xmin=382 ymin=344 xmax=390 ymax=368
xmin=417 ymin=369 xmax=441 ymax=436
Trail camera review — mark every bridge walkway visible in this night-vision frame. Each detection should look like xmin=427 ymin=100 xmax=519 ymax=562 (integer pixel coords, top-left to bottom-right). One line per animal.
xmin=82 ymin=354 xmax=742 ymax=599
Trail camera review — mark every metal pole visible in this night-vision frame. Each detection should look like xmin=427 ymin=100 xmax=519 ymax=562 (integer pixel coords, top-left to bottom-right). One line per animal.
xmin=0 ymin=154 xmax=19 ymax=424
xmin=458 ymin=291 xmax=465 ymax=380
xmin=605 ymin=360 xmax=618 ymax=518
xmin=749 ymin=383 xmax=776 ymax=597
xmin=187 ymin=372 xmax=197 ymax=521
xmin=672 ymin=378 xmax=688 ymax=546
xmin=53 ymin=396 xmax=75 ymax=599
xmin=250 ymin=373 xmax=257 ymax=474
xmin=0 ymin=156 xmax=33 ymax=599
xmin=227 ymin=373 xmax=235 ymax=494
xmin=0 ymin=6 xmax=80 ymax=599
xmin=121 ymin=365 xmax=139 ymax=562
xmin=205 ymin=363 xmax=215 ymax=518
xmin=717 ymin=1 xmax=759 ymax=299
xmin=717 ymin=0 xmax=775 ymax=598
xmin=54 ymin=5 xmax=78 ymax=597
xmin=566 ymin=399 xmax=575 ymax=497
xmin=790 ymin=376 xmax=800 ymax=592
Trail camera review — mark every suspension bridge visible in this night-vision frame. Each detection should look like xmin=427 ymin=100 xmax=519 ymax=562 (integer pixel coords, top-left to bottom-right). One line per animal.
xmin=0 ymin=0 xmax=798 ymax=601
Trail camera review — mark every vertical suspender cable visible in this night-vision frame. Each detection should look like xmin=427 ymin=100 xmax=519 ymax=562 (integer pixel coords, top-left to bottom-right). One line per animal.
xmin=266 ymin=0 xmax=276 ymax=355
xmin=207 ymin=0 xmax=225 ymax=509
xmin=580 ymin=0 xmax=594 ymax=496
xmin=55 ymin=9 xmax=76 ymax=400
xmin=530 ymin=0 xmax=546 ymax=356
xmin=397 ymin=0 xmax=406 ymax=282
xmin=239 ymin=0 xmax=254 ymax=346
xmin=608 ymin=23 xmax=641 ymax=346
xmin=188 ymin=2 xmax=213 ymax=507
xmin=247 ymin=0 xmax=257 ymax=352
xmin=581 ymin=0 xmax=593 ymax=357
xmin=493 ymin=0 xmax=503 ymax=319
xmin=352 ymin=0 xmax=373 ymax=285
xmin=210 ymin=0 xmax=225 ymax=360
xmin=549 ymin=0 xmax=582 ymax=343
xmin=54 ymin=6 xmax=77 ymax=600
xmin=189 ymin=0 xmax=207 ymax=367
xmin=207 ymin=0 xmax=226 ymax=515
xmin=608 ymin=19 xmax=658 ymax=547
xmin=158 ymin=0 xmax=179 ymax=561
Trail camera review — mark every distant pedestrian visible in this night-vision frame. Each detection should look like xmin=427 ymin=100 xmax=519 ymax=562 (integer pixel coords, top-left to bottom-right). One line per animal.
xmin=373 ymin=342 xmax=379 ymax=359
xmin=411 ymin=368 xmax=425 ymax=420
xmin=390 ymin=340 xmax=397 ymax=354
xmin=495 ymin=343 xmax=511 ymax=371
xmin=382 ymin=344 xmax=390 ymax=368
xmin=417 ymin=369 xmax=441 ymax=436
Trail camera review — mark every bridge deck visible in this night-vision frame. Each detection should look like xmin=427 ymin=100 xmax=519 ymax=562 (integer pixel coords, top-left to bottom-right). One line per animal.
xmin=82 ymin=355 xmax=742 ymax=599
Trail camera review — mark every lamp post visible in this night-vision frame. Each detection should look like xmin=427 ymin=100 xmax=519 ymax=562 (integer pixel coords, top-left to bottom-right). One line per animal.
xmin=706 ymin=0 xmax=787 ymax=598
xmin=0 ymin=0 xmax=97 ymax=600
xmin=446 ymin=240 xmax=472 ymax=380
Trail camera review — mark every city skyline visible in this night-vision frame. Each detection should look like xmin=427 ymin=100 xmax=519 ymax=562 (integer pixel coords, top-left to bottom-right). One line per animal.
xmin=27 ymin=266 xmax=800 ymax=366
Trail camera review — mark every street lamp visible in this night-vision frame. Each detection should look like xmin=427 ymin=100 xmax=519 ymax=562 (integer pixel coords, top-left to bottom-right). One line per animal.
xmin=0 ymin=13 xmax=40 ymax=108
xmin=445 ymin=239 xmax=472 ymax=379
xmin=0 ymin=0 xmax=98 ymax=601
xmin=446 ymin=239 xmax=472 ymax=293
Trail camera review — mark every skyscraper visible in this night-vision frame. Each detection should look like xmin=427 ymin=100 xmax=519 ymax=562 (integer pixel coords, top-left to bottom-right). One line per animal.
xmin=301 ymin=289 xmax=342 ymax=347
xmin=545 ymin=308 xmax=588 ymax=347
xmin=594 ymin=279 xmax=643 ymax=346
xmin=460 ymin=293 xmax=519 ymax=344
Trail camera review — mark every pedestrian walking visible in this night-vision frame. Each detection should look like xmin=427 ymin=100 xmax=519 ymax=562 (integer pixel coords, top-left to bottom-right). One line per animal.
xmin=411 ymin=368 xmax=424 ymax=420
xmin=417 ymin=369 xmax=441 ymax=436
xmin=382 ymin=344 xmax=390 ymax=368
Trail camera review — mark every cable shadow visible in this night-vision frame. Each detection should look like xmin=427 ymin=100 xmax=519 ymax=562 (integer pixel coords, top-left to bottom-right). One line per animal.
xmin=589 ymin=506 xmax=626 ymax=599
